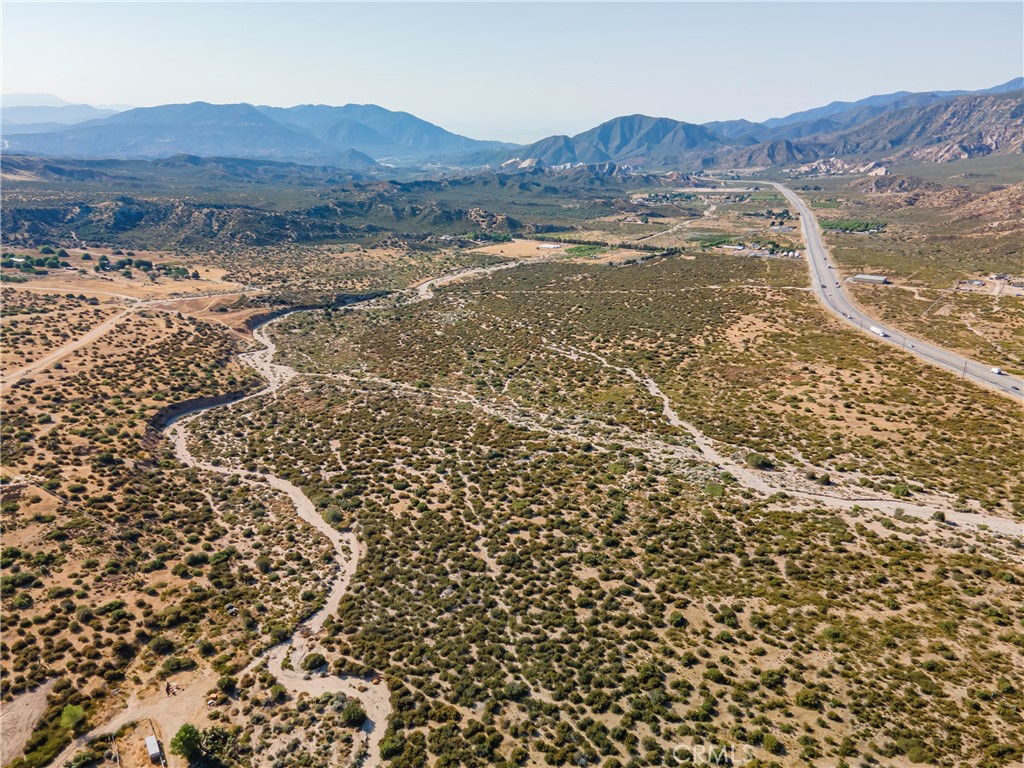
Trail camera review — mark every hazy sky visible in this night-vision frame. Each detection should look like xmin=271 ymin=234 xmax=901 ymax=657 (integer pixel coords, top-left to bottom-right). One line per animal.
xmin=3 ymin=2 xmax=1021 ymax=142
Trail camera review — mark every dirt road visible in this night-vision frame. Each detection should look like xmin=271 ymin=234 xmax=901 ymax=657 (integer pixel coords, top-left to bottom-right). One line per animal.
xmin=50 ymin=301 xmax=391 ymax=768
xmin=0 ymin=679 xmax=57 ymax=766
xmin=548 ymin=342 xmax=1024 ymax=539
xmin=1 ymin=290 xmax=263 ymax=392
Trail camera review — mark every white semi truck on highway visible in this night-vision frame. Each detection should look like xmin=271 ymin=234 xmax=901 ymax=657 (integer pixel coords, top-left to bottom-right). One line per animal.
xmin=869 ymin=325 xmax=888 ymax=338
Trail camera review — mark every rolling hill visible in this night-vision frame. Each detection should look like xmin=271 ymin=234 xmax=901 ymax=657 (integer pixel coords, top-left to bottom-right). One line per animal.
xmin=0 ymin=153 xmax=373 ymax=187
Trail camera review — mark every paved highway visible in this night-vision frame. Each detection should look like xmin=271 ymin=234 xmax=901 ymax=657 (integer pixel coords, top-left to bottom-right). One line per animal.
xmin=772 ymin=182 xmax=1024 ymax=402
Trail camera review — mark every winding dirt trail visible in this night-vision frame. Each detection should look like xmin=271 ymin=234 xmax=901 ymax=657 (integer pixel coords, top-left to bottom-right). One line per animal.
xmin=162 ymin=312 xmax=391 ymax=766
xmin=47 ymin=306 xmax=391 ymax=768
xmin=547 ymin=343 xmax=1024 ymax=538
xmin=413 ymin=260 xmax=524 ymax=301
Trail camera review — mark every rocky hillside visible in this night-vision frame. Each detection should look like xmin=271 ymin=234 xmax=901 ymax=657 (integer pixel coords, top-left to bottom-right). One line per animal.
xmin=1 ymin=198 xmax=356 ymax=248
xmin=714 ymin=93 xmax=1023 ymax=169
xmin=845 ymin=175 xmax=1024 ymax=235
xmin=831 ymin=93 xmax=1024 ymax=161
xmin=495 ymin=90 xmax=1022 ymax=172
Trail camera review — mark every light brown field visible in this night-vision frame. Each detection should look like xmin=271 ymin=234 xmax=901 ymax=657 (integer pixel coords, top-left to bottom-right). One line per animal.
xmin=7 ymin=248 xmax=238 ymax=300
xmin=468 ymin=238 xmax=570 ymax=259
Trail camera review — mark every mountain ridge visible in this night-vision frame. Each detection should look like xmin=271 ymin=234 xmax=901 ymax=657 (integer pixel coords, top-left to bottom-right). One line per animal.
xmin=4 ymin=101 xmax=513 ymax=168
xmin=2 ymin=77 xmax=1020 ymax=172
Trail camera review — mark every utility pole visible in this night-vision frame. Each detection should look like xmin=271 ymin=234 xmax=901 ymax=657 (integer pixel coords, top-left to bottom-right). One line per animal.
xmin=961 ymin=360 xmax=968 ymax=380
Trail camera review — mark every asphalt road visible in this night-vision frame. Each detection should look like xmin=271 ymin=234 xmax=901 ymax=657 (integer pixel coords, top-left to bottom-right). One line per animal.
xmin=772 ymin=182 xmax=1024 ymax=403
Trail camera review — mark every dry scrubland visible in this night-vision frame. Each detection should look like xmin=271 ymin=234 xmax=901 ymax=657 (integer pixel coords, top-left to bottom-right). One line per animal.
xmin=0 ymin=297 xmax=353 ymax=766
xmin=1 ymin=291 xmax=123 ymax=373
xmin=195 ymin=243 xmax=508 ymax=303
xmin=797 ymin=178 xmax=1024 ymax=371
xmin=0 ymin=243 xmax=514 ymax=768
xmin=2 ymin=246 xmax=235 ymax=298
xmin=2 ymin=168 xmax=1023 ymax=768
xmin=178 ymin=253 xmax=1024 ymax=767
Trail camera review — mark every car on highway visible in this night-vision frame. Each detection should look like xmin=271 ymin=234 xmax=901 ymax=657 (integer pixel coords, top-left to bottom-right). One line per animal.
xmin=991 ymin=367 xmax=1004 ymax=375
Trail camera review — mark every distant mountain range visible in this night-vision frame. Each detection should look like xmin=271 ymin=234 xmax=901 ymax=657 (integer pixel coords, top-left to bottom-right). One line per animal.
xmin=493 ymin=78 xmax=1023 ymax=170
xmin=2 ymin=77 xmax=1020 ymax=172
xmin=712 ymin=91 xmax=1024 ymax=169
xmin=1 ymin=101 xmax=514 ymax=168
xmin=2 ymin=104 xmax=121 ymax=134
xmin=758 ymin=76 xmax=1024 ymax=130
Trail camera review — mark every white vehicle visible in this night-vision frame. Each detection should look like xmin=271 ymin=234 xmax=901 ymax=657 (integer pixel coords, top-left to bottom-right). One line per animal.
xmin=991 ymin=367 xmax=1004 ymax=375
xmin=869 ymin=325 xmax=888 ymax=338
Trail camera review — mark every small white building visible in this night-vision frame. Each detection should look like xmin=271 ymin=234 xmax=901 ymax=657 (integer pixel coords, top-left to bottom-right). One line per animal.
xmin=851 ymin=274 xmax=890 ymax=285
xmin=146 ymin=736 xmax=161 ymax=763
xmin=537 ymin=244 xmax=562 ymax=250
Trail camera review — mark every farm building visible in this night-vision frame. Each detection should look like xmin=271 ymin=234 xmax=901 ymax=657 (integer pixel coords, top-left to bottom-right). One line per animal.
xmin=851 ymin=274 xmax=890 ymax=285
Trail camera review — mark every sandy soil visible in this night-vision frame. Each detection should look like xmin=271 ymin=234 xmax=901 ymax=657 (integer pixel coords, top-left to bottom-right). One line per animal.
xmin=468 ymin=239 xmax=568 ymax=259
xmin=8 ymin=267 xmax=239 ymax=301
xmin=2 ymin=289 xmax=262 ymax=389
xmin=0 ymin=679 xmax=57 ymax=766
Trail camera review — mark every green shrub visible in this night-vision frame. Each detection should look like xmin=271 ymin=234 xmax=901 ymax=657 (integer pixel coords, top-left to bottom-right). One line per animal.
xmin=341 ymin=700 xmax=367 ymax=727
xmin=60 ymin=704 xmax=85 ymax=732
xmin=302 ymin=653 xmax=327 ymax=671
xmin=794 ymin=688 xmax=822 ymax=710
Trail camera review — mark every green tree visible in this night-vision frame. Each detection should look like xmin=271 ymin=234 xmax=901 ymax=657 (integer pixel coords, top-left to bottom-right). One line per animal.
xmin=170 ymin=723 xmax=202 ymax=761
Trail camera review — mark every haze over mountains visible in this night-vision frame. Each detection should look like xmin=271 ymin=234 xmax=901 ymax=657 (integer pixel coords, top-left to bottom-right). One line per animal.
xmin=2 ymin=77 xmax=1021 ymax=172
